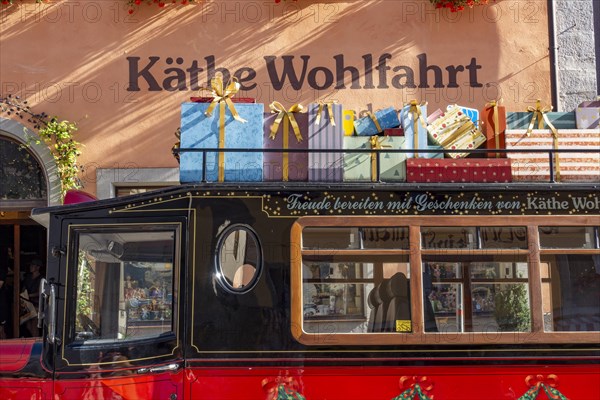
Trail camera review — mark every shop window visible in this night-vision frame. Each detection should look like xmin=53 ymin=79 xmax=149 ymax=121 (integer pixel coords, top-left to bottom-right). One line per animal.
xmin=72 ymin=226 xmax=178 ymax=342
xmin=217 ymin=225 xmax=261 ymax=292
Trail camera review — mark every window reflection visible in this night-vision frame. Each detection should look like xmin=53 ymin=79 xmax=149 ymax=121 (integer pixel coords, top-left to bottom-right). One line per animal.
xmin=0 ymin=137 xmax=47 ymax=200
xmin=74 ymin=228 xmax=176 ymax=341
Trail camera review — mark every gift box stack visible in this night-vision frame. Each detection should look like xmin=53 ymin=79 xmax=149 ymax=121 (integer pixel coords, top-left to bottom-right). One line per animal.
xmin=505 ymin=99 xmax=600 ymax=182
xmin=405 ymin=103 xmax=511 ymax=183
xmin=178 ymin=78 xmax=598 ymax=184
xmin=343 ymin=107 xmax=407 ymax=182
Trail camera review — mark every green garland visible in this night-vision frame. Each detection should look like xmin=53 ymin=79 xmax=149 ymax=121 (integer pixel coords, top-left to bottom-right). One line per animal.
xmin=0 ymin=94 xmax=82 ymax=200
xmin=274 ymin=384 xmax=306 ymax=400
xmin=517 ymin=383 xmax=568 ymax=400
xmin=391 ymin=384 xmax=432 ymax=400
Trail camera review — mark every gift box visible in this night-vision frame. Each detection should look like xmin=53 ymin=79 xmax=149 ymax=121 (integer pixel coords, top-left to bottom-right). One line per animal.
xmin=506 ymin=111 xmax=577 ymax=129
xmin=400 ymin=101 xmax=428 ymax=158
xmin=453 ymin=105 xmax=479 ymax=126
xmin=343 ymin=110 xmax=356 ymax=136
xmin=190 ymin=97 xmax=256 ymax=103
xmin=427 ymin=106 xmax=486 ymax=158
xmin=406 ymin=158 xmax=512 ymax=183
xmin=180 ymin=102 xmax=264 ymax=182
xmin=445 ymin=124 xmax=487 ymax=159
xmin=307 ymin=102 xmax=344 ymax=182
xmin=480 ymin=101 xmax=507 ymax=158
xmin=353 ymin=107 xmax=400 ymax=136
xmin=506 ymin=129 xmax=600 ymax=182
xmin=343 ymin=136 xmax=406 ymax=182
xmin=264 ymin=103 xmax=309 ymax=181
xmin=576 ymin=101 xmax=600 ymax=129
xmin=427 ymin=108 xmax=444 ymax=125
xmin=384 ymin=128 xmax=404 ymax=136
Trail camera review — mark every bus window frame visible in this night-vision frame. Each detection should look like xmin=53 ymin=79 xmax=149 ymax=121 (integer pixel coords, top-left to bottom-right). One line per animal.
xmin=59 ymin=220 xmax=183 ymax=367
xmin=291 ymin=215 xmax=600 ymax=346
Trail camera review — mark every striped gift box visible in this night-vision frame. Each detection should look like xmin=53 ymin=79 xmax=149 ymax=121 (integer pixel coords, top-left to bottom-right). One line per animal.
xmin=506 ymin=129 xmax=600 ymax=182
xmin=308 ymin=103 xmax=344 ymax=182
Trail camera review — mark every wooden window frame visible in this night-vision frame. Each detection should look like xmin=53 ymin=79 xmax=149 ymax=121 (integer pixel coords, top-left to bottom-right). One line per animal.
xmin=290 ymin=215 xmax=599 ymax=346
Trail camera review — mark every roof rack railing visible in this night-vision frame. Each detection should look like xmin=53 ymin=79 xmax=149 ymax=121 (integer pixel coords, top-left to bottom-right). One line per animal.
xmin=175 ymin=147 xmax=600 ymax=184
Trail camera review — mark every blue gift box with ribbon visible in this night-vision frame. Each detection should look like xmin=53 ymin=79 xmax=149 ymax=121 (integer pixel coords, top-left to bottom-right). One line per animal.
xmin=180 ymin=102 xmax=264 ymax=182
xmin=353 ymin=107 xmax=400 ymax=136
xmin=400 ymin=101 xmax=429 ymax=158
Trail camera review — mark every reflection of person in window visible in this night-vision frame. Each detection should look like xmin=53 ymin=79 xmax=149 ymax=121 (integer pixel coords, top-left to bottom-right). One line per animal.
xmin=21 ymin=259 xmax=43 ymax=337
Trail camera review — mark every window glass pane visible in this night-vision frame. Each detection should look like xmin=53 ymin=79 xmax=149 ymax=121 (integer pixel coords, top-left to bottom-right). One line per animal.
xmin=74 ymin=228 xmax=176 ymax=342
xmin=218 ymin=227 xmax=260 ymax=291
xmin=302 ymin=227 xmax=361 ymax=249
xmin=362 ymin=227 xmax=409 ymax=249
xmin=423 ymin=255 xmax=530 ymax=333
xmin=539 ymin=226 xmax=595 ymax=249
xmin=541 ymin=254 xmax=600 ymax=332
xmin=421 ymin=227 xmax=477 ymax=249
xmin=480 ymin=227 xmax=527 ymax=249
xmin=0 ymin=137 xmax=47 ymax=200
xmin=302 ymin=255 xmax=410 ymax=334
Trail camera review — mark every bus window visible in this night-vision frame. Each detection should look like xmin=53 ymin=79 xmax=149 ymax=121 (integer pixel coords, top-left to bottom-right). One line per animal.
xmin=72 ymin=227 xmax=177 ymax=342
xmin=539 ymin=226 xmax=596 ymax=249
xmin=217 ymin=225 xmax=261 ymax=292
xmin=423 ymin=255 xmax=530 ymax=333
xmin=541 ymin=254 xmax=600 ymax=332
xmin=292 ymin=218 xmax=599 ymax=345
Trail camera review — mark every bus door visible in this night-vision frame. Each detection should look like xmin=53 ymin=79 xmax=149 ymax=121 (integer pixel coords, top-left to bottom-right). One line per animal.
xmin=45 ymin=216 xmax=186 ymax=400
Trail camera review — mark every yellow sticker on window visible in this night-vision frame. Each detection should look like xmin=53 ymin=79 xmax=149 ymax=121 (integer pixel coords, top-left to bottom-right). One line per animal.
xmin=396 ymin=320 xmax=411 ymax=332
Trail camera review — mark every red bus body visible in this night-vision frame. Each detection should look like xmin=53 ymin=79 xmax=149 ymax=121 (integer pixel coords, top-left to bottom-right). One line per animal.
xmin=1 ymin=184 xmax=598 ymax=400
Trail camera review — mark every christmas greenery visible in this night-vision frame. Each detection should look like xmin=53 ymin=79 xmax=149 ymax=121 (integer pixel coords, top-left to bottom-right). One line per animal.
xmin=0 ymin=94 xmax=82 ymax=200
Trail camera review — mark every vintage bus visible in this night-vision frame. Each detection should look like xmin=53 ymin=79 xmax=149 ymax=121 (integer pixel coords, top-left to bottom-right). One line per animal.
xmin=0 ymin=180 xmax=599 ymax=399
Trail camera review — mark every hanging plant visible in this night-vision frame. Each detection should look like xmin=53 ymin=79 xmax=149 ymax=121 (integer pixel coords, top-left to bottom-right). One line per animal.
xmin=126 ymin=0 xmax=197 ymax=14
xmin=429 ymin=0 xmax=496 ymax=12
xmin=0 ymin=94 xmax=82 ymax=201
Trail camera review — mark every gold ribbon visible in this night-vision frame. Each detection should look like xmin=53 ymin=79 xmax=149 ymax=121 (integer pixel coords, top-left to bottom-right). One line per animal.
xmin=314 ymin=100 xmax=338 ymax=126
xmin=369 ymin=135 xmax=391 ymax=182
xmin=268 ymin=101 xmax=305 ymax=181
xmin=526 ymin=99 xmax=560 ymax=181
xmin=200 ymin=75 xmax=246 ymax=181
xmin=486 ymin=100 xmax=501 ymax=158
xmin=366 ymin=111 xmax=383 ymax=133
xmin=408 ymin=100 xmax=428 ymax=158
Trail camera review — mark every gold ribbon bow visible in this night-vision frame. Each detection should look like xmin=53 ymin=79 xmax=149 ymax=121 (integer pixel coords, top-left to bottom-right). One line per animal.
xmin=369 ymin=135 xmax=391 ymax=182
xmin=408 ymin=100 xmax=428 ymax=158
xmin=200 ymin=75 xmax=247 ymax=181
xmin=269 ymin=101 xmax=305 ymax=181
xmin=526 ymin=99 xmax=560 ymax=181
xmin=486 ymin=100 xmax=501 ymax=158
xmin=315 ymin=100 xmax=338 ymax=126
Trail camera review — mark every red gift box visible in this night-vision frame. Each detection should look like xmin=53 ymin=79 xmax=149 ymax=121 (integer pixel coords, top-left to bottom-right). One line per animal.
xmin=480 ymin=103 xmax=507 ymax=158
xmin=190 ymin=97 xmax=256 ymax=103
xmin=383 ymin=128 xmax=404 ymax=136
xmin=407 ymin=158 xmax=512 ymax=183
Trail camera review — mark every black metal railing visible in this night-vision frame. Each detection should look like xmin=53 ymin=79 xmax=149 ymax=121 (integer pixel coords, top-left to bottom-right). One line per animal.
xmin=174 ymin=147 xmax=600 ymax=184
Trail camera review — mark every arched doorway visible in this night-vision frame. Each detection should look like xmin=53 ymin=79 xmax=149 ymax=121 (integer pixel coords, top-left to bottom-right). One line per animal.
xmin=0 ymin=117 xmax=61 ymax=338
